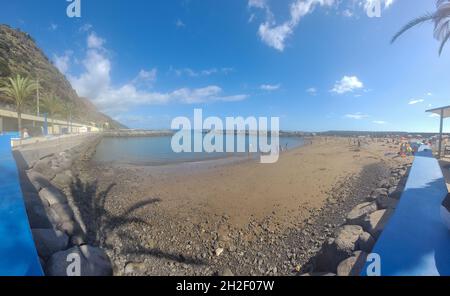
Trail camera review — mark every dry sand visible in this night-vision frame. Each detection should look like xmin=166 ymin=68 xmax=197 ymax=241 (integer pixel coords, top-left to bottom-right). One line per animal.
xmin=75 ymin=136 xmax=412 ymax=275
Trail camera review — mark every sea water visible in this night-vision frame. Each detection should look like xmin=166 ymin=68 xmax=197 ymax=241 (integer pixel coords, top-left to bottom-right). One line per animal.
xmin=93 ymin=132 xmax=304 ymax=166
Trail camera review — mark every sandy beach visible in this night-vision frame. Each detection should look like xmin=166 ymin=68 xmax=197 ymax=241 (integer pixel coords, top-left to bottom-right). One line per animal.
xmin=71 ymin=137 xmax=412 ymax=276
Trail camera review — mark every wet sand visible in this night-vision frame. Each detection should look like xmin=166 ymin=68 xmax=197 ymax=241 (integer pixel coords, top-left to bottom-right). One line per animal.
xmin=74 ymin=137 xmax=412 ymax=275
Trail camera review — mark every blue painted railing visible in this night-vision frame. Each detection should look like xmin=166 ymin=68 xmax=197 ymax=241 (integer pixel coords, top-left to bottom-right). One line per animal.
xmin=361 ymin=146 xmax=450 ymax=276
xmin=0 ymin=134 xmax=43 ymax=276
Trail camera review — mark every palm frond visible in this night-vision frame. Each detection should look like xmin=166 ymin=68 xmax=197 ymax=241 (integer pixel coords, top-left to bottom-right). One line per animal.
xmin=391 ymin=13 xmax=434 ymax=44
xmin=439 ymin=30 xmax=450 ymax=55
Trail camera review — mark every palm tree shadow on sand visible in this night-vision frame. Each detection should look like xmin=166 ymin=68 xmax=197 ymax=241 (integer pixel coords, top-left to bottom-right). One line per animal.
xmin=69 ymin=177 xmax=206 ymax=267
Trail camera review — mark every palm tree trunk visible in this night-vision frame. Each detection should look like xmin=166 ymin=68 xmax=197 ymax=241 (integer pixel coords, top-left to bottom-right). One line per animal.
xmin=17 ymin=109 xmax=23 ymax=139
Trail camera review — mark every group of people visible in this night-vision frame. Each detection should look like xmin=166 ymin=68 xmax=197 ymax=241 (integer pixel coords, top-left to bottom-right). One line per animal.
xmin=399 ymin=142 xmax=419 ymax=157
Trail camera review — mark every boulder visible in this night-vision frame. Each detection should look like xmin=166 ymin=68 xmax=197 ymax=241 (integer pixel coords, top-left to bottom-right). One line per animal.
xmin=46 ymin=245 xmax=112 ymax=276
xmin=124 ymin=262 xmax=147 ymax=274
xmin=362 ymin=209 xmax=394 ymax=238
xmin=300 ymin=272 xmax=336 ymax=276
xmin=24 ymin=198 xmax=52 ymax=229
xmin=389 ymin=189 xmax=403 ymax=200
xmin=39 ymin=186 xmax=68 ymax=206
xmin=346 ymin=202 xmax=378 ymax=225
xmin=376 ymin=196 xmax=398 ymax=210
xmin=26 ymin=171 xmax=51 ymax=192
xmin=357 ymin=232 xmax=375 ymax=253
xmin=51 ymin=203 xmax=75 ymax=223
xmin=218 ymin=268 xmax=234 ymax=276
xmin=32 ymin=158 xmax=56 ymax=180
xmin=368 ymin=188 xmax=388 ymax=201
xmin=378 ymin=180 xmax=390 ymax=189
xmin=315 ymin=225 xmax=363 ymax=272
xmin=59 ymin=159 xmax=73 ymax=170
xmin=337 ymin=251 xmax=368 ymax=276
xmin=52 ymin=173 xmax=73 ymax=188
xmin=32 ymin=229 xmax=69 ymax=259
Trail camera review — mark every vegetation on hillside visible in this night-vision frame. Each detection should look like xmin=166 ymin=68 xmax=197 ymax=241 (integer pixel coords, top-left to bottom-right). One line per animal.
xmin=0 ymin=24 xmax=125 ymax=129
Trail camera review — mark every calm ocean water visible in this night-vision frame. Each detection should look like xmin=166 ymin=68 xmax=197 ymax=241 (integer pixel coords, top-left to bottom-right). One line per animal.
xmin=93 ymin=132 xmax=304 ymax=166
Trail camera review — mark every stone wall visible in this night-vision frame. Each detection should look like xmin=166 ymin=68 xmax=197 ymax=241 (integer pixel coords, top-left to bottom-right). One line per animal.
xmin=15 ymin=134 xmax=113 ymax=276
xmin=303 ymin=163 xmax=411 ymax=276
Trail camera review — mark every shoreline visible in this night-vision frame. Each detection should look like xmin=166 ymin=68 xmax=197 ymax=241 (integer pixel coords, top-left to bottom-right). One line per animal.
xmin=72 ymin=136 xmax=412 ymax=275
xmin=16 ymin=135 xmax=413 ymax=276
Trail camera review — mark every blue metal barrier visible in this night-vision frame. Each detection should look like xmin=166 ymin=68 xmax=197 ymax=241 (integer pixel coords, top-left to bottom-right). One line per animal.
xmin=0 ymin=134 xmax=43 ymax=276
xmin=361 ymin=146 xmax=450 ymax=276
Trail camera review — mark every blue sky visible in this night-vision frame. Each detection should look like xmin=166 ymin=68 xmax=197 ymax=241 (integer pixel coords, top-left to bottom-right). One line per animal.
xmin=1 ymin=0 xmax=450 ymax=132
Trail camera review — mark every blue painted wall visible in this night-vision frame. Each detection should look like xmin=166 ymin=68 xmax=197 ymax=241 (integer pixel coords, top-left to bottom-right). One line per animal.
xmin=0 ymin=134 xmax=43 ymax=276
xmin=362 ymin=147 xmax=450 ymax=276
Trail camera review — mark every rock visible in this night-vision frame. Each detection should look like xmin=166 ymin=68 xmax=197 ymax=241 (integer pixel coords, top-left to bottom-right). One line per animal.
xmin=215 ymin=248 xmax=224 ymax=257
xmin=32 ymin=229 xmax=69 ymax=259
xmin=218 ymin=268 xmax=234 ymax=276
xmin=59 ymin=159 xmax=73 ymax=171
xmin=24 ymin=198 xmax=52 ymax=229
xmin=39 ymin=186 xmax=68 ymax=206
xmin=346 ymin=202 xmax=378 ymax=225
xmin=314 ymin=225 xmax=363 ymax=272
xmin=52 ymin=173 xmax=73 ymax=188
xmin=376 ymin=196 xmax=398 ymax=210
xmin=300 ymin=272 xmax=336 ymax=276
xmin=58 ymin=220 xmax=78 ymax=236
xmin=378 ymin=180 xmax=390 ymax=189
xmin=368 ymin=188 xmax=388 ymax=201
xmin=46 ymin=245 xmax=112 ymax=276
xmin=50 ymin=203 xmax=75 ymax=223
xmin=26 ymin=171 xmax=51 ymax=192
xmin=357 ymin=232 xmax=375 ymax=253
xmin=389 ymin=190 xmax=403 ymax=200
xmin=32 ymin=158 xmax=56 ymax=180
xmin=362 ymin=210 xmax=394 ymax=238
xmin=124 ymin=262 xmax=146 ymax=274
xmin=337 ymin=251 xmax=368 ymax=276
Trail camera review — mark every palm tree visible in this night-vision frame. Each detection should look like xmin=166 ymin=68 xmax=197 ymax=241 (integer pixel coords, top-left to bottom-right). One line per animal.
xmin=40 ymin=93 xmax=62 ymax=135
xmin=392 ymin=0 xmax=450 ymax=55
xmin=0 ymin=74 xmax=37 ymax=138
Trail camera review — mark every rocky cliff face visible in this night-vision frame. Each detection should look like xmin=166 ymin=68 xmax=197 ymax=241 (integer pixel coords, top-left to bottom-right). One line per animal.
xmin=0 ymin=24 xmax=125 ymax=129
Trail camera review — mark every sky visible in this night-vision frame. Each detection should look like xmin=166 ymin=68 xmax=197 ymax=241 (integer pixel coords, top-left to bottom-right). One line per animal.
xmin=1 ymin=0 xmax=450 ymax=132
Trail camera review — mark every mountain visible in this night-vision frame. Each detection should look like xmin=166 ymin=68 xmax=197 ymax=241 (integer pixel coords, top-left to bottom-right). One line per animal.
xmin=0 ymin=24 xmax=126 ymax=129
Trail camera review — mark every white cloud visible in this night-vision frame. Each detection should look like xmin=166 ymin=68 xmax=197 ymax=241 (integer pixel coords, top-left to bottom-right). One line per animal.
xmin=132 ymin=69 xmax=157 ymax=88
xmin=79 ymin=23 xmax=93 ymax=32
xmin=62 ymin=33 xmax=246 ymax=114
xmin=342 ymin=9 xmax=353 ymax=17
xmin=306 ymin=87 xmax=317 ymax=95
xmin=408 ymin=99 xmax=425 ymax=105
xmin=173 ymin=67 xmax=233 ymax=77
xmin=53 ymin=51 xmax=73 ymax=74
xmin=248 ymin=0 xmax=267 ymax=9
xmin=345 ymin=112 xmax=368 ymax=120
xmin=260 ymin=84 xmax=281 ymax=91
xmin=49 ymin=23 xmax=58 ymax=31
xmin=430 ymin=113 xmax=440 ymax=118
xmin=250 ymin=0 xmax=335 ymax=51
xmin=87 ymin=32 xmax=105 ymax=49
xmin=175 ymin=19 xmax=185 ymax=28
xmin=373 ymin=120 xmax=387 ymax=125
xmin=331 ymin=76 xmax=364 ymax=94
